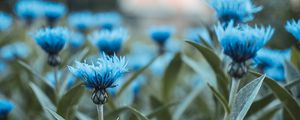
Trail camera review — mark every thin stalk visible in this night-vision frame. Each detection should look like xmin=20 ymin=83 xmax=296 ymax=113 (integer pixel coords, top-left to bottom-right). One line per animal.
xmin=97 ymin=104 xmax=104 ymax=120
xmin=54 ymin=66 xmax=59 ymax=97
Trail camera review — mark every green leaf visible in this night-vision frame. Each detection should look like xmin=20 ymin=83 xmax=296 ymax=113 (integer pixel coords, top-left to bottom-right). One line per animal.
xmin=29 ymin=82 xmax=56 ymax=119
xmin=117 ymin=57 xmax=157 ymax=97
xmin=147 ymin=101 xmax=178 ymax=119
xmin=186 ymin=41 xmax=228 ymax=98
xmin=47 ymin=108 xmax=65 ymax=120
xmin=251 ymin=71 xmax=300 ymax=120
xmin=149 ymin=96 xmax=172 ymax=120
xmin=75 ymin=111 xmax=93 ymax=120
xmin=207 ymin=84 xmax=230 ymax=114
xmin=291 ymin=47 xmax=300 ymax=70
xmin=246 ymin=93 xmax=275 ymax=117
xmin=284 ymin=60 xmax=300 ymax=81
xmin=104 ymin=106 xmax=149 ymax=120
xmin=18 ymin=60 xmax=47 ymax=82
xmin=57 ymin=84 xmax=84 ymax=119
xmin=161 ymin=53 xmax=183 ymax=101
xmin=66 ymin=48 xmax=89 ymax=64
xmin=257 ymin=105 xmax=280 ymax=120
xmin=173 ymin=82 xmax=204 ymax=120
xmin=231 ymin=75 xmax=265 ymax=120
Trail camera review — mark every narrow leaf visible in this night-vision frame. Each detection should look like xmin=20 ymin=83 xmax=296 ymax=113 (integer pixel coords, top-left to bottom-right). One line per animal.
xmin=149 ymin=96 xmax=172 ymax=120
xmin=251 ymin=71 xmax=300 ymax=120
xmin=47 ymin=108 xmax=65 ymax=120
xmin=291 ymin=47 xmax=300 ymax=70
xmin=231 ymin=75 xmax=265 ymax=120
xmin=207 ymin=84 xmax=230 ymax=114
xmin=161 ymin=53 xmax=183 ymax=101
xmin=127 ymin=106 xmax=149 ymax=120
xmin=57 ymin=84 xmax=84 ymax=119
xmin=104 ymin=106 xmax=149 ymax=120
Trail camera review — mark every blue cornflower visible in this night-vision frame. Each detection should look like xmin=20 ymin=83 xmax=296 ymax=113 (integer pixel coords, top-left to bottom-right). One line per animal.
xmin=185 ymin=27 xmax=212 ymax=46
xmin=255 ymin=48 xmax=290 ymax=81
xmin=95 ymin=12 xmax=122 ymax=30
xmin=0 ymin=42 xmax=30 ymax=61
xmin=0 ymin=99 xmax=14 ymax=118
xmin=32 ymin=27 xmax=69 ymax=55
xmin=285 ymin=19 xmax=300 ymax=41
xmin=210 ymin=0 xmax=262 ymax=23
xmin=68 ymin=53 xmax=127 ymax=104
xmin=42 ymin=2 xmax=66 ymax=23
xmin=149 ymin=26 xmax=175 ymax=46
xmin=215 ymin=22 xmax=274 ymax=63
xmin=15 ymin=0 xmax=43 ymax=21
xmin=68 ymin=53 xmax=127 ymax=89
xmin=88 ymin=28 xmax=128 ymax=55
xmin=0 ymin=12 xmax=12 ymax=31
xmin=68 ymin=11 xmax=95 ymax=31
xmin=68 ymin=31 xmax=85 ymax=49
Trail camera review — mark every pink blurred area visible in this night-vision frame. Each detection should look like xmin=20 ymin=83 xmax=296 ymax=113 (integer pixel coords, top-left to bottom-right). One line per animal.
xmin=119 ymin=0 xmax=216 ymax=27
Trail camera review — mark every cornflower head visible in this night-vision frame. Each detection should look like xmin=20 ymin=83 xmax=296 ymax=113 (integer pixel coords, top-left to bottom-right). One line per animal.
xmin=148 ymin=26 xmax=175 ymax=54
xmin=42 ymin=2 xmax=66 ymax=26
xmin=15 ymin=0 xmax=43 ymax=25
xmin=185 ymin=27 xmax=212 ymax=46
xmin=210 ymin=0 xmax=262 ymax=23
xmin=68 ymin=53 xmax=127 ymax=104
xmin=95 ymin=12 xmax=122 ymax=30
xmin=32 ymin=27 xmax=70 ymax=66
xmin=68 ymin=31 xmax=85 ymax=50
xmin=0 ymin=42 xmax=30 ymax=61
xmin=68 ymin=11 xmax=95 ymax=32
xmin=88 ymin=28 xmax=128 ymax=55
xmin=285 ymin=19 xmax=300 ymax=42
xmin=0 ymin=99 xmax=14 ymax=119
xmin=255 ymin=48 xmax=290 ymax=81
xmin=0 ymin=12 xmax=12 ymax=32
xmin=215 ymin=22 xmax=274 ymax=78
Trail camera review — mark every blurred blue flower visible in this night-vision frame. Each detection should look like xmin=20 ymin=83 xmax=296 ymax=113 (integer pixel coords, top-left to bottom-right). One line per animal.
xmin=68 ymin=53 xmax=127 ymax=90
xmin=185 ymin=27 xmax=212 ymax=46
xmin=210 ymin=0 xmax=262 ymax=23
xmin=43 ymin=2 xmax=66 ymax=21
xmin=0 ymin=42 xmax=30 ymax=61
xmin=0 ymin=61 xmax=9 ymax=76
xmin=95 ymin=12 xmax=122 ymax=30
xmin=0 ymin=99 xmax=14 ymax=118
xmin=68 ymin=11 xmax=95 ymax=31
xmin=255 ymin=48 xmax=290 ymax=81
xmin=0 ymin=12 xmax=12 ymax=31
xmin=215 ymin=22 xmax=274 ymax=62
xmin=285 ymin=19 xmax=300 ymax=41
xmin=149 ymin=26 xmax=175 ymax=46
xmin=15 ymin=0 xmax=43 ymax=21
xmin=88 ymin=28 xmax=128 ymax=55
xmin=68 ymin=31 xmax=85 ymax=49
xmin=32 ymin=27 xmax=69 ymax=55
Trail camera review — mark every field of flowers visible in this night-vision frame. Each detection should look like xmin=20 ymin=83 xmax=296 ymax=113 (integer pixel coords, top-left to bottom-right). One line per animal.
xmin=0 ymin=0 xmax=300 ymax=120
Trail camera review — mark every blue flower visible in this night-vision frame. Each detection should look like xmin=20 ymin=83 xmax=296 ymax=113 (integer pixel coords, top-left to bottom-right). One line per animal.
xmin=185 ymin=27 xmax=212 ymax=46
xmin=210 ymin=0 xmax=262 ymax=23
xmin=15 ymin=0 xmax=43 ymax=21
xmin=0 ymin=12 xmax=12 ymax=31
xmin=149 ymin=26 xmax=175 ymax=46
xmin=68 ymin=53 xmax=127 ymax=90
xmin=32 ymin=27 xmax=69 ymax=55
xmin=0 ymin=99 xmax=14 ymax=118
xmin=0 ymin=42 xmax=30 ymax=61
xmin=95 ymin=12 xmax=122 ymax=30
xmin=131 ymin=75 xmax=146 ymax=96
xmin=68 ymin=32 xmax=85 ymax=49
xmin=43 ymin=2 xmax=66 ymax=21
xmin=215 ymin=22 xmax=274 ymax=63
xmin=285 ymin=19 xmax=300 ymax=41
xmin=255 ymin=48 xmax=290 ymax=81
xmin=88 ymin=28 xmax=128 ymax=55
xmin=68 ymin=11 xmax=95 ymax=31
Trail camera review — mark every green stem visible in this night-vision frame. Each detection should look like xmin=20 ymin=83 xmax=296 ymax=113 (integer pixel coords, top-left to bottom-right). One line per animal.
xmin=54 ymin=66 xmax=59 ymax=99
xmin=224 ymin=78 xmax=240 ymax=120
xmin=97 ymin=104 xmax=104 ymax=120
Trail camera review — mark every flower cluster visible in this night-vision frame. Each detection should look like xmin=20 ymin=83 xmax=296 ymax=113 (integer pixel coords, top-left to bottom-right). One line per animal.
xmin=88 ymin=28 xmax=128 ymax=55
xmin=285 ymin=19 xmax=300 ymax=41
xmin=68 ymin=11 xmax=95 ymax=31
xmin=210 ymin=0 xmax=262 ymax=23
xmin=15 ymin=1 xmax=43 ymax=22
xmin=43 ymin=2 xmax=66 ymax=25
xmin=0 ymin=12 xmax=12 ymax=31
